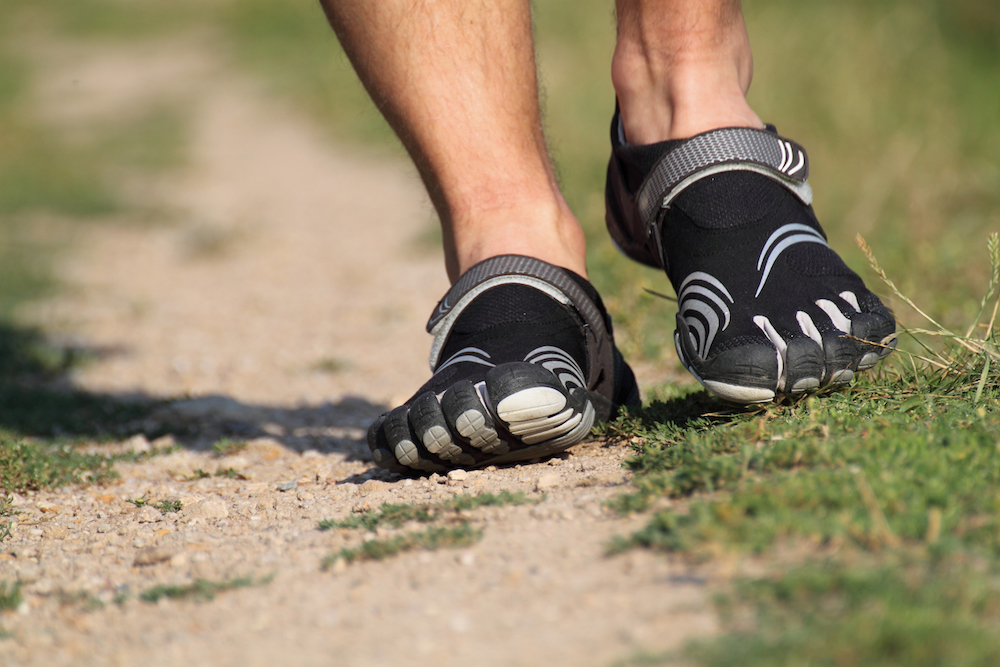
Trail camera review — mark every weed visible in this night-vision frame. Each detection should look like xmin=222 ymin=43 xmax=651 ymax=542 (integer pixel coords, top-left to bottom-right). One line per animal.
xmin=126 ymin=496 xmax=181 ymax=514
xmin=0 ymin=436 xmax=122 ymax=493
xmin=318 ymin=491 xmax=531 ymax=532
xmin=444 ymin=490 xmax=532 ymax=512
xmin=139 ymin=574 xmax=272 ymax=604
xmin=0 ymin=580 xmax=22 ymax=611
xmin=59 ymin=590 xmax=104 ymax=612
xmin=318 ymin=492 xmax=526 ymax=566
xmin=214 ymin=468 xmax=246 ymax=480
xmin=211 ymin=437 xmax=247 ymax=456
xmin=0 ymin=495 xmax=15 ymax=517
xmin=319 ymin=503 xmax=433 ymax=532
xmin=156 ymin=500 xmax=183 ymax=514
xmin=323 ymin=524 xmax=482 ymax=567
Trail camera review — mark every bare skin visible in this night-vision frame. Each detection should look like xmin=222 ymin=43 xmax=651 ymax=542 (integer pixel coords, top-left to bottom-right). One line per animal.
xmin=613 ymin=0 xmax=764 ymax=144
xmin=319 ymin=0 xmax=763 ymax=281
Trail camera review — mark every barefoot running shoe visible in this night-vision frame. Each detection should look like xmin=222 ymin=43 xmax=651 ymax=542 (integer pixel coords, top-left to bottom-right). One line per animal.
xmin=606 ymin=112 xmax=895 ymax=403
xmin=368 ymin=255 xmax=640 ymax=472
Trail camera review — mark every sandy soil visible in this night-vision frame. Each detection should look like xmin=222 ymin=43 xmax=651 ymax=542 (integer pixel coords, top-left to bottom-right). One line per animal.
xmin=0 ymin=36 xmax=714 ymax=666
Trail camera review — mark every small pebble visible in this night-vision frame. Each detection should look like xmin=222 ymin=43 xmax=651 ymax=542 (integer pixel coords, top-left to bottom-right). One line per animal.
xmin=137 ymin=506 xmax=163 ymax=524
xmin=447 ymin=469 xmax=469 ymax=482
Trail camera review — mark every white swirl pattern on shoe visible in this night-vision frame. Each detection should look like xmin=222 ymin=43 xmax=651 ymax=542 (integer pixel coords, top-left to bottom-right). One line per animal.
xmin=524 ymin=346 xmax=586 ymax=390
xmin=677 ymin=271 xmax=734 ymax=359
xmin=434 ymin=347 xmax=495 ymax=374
xmin=755 ymin=223 xmax=829 ymax=297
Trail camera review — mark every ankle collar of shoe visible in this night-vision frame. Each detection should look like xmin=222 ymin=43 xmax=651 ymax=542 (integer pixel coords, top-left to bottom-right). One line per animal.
xmin=628 ymin=126 xmax=815 ymax=235
xmin=426 ymin=254 xmax=615 ymax=398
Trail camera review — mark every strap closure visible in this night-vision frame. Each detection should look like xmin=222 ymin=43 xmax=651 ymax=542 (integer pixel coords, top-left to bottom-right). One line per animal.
xmin=636 ymin=127 xmax=814 ymax=234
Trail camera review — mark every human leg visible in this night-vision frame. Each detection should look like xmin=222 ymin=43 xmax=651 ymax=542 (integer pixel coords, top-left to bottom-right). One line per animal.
xmin=319 ymin=0 xmax=585 ymax=282
xmin=606 ymin=0 xmax=895 ymax=402
xmin=319 ymin=0 xmax=639 ymax=471
xmin=612 ymin=0 xmax=763 ymax=142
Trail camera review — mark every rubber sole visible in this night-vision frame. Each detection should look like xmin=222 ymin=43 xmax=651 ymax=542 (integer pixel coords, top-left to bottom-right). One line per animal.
xmin=675 ymin=318 xmax=896 ymax=405
xmin=368 ymin=362 xmax=598 ymax=473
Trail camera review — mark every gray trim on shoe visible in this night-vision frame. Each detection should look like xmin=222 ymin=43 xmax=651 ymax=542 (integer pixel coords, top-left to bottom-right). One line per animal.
xmin=426 ymin=255 xmax=615 ymax=401
xmin=634 ymin=127 xmax=815 ymax=236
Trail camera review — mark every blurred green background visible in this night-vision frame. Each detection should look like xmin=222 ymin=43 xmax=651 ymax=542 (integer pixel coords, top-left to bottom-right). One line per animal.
xmin=2 ymin=0 xmax=999 ymax=371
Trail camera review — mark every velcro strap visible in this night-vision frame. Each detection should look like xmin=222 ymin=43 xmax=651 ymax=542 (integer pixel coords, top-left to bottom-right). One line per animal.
xmin=636 ymin=127 xmax=813 ymax=233
xmin=426 ymin=255 xmax=611 ymax=393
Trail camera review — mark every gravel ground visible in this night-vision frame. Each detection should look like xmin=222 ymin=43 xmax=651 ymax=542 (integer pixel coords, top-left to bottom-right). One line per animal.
xmin=0 ymin=35 xmax=712 ymax=666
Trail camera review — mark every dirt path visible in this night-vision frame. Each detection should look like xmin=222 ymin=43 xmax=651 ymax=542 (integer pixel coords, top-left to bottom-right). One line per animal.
xmin=1 ymin=37 xmax=713 ymax=666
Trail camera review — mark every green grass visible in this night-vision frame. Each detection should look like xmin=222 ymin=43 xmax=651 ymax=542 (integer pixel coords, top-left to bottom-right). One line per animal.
xmin=323 ymin=524 xmax=483 ymax=566
xmin=0 ymin=496 xmax=13 ymax=542
xmin=318 ymin=492 xmax=530 ymax=566
xmin=318 ymin=491 xmax=532 ymax=532
xmin=58 ymin=590 xmax=105 ymax=613
xmin=211 ymin=438 xmax=248 ymax=457
xmin=138 ymin=575 xmax=271 ymax=604
xmin=0 ymin=436 xmax=120 ymax=493
xmin=605 ymin=236 xmax=1000 ymax=662
xmin=0 ymin=580 xmax=22 ymax=611
xmin=684 ymin=559 xmax=1000 ymax=667
xmin=126 ymin=496 xmax=183 ymax=514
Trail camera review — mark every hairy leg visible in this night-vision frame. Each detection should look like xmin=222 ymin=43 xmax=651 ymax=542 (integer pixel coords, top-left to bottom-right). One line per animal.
xmin=319 ymin=0 xmax=586 ymax=281
xmin=319 ymin=0 xmax=638 ymax=472
xmin=613 ymin=0 xmax=763 ymax=142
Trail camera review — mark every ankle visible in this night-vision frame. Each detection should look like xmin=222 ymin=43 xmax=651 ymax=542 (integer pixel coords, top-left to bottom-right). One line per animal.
xmin=445 ymin=195 xmax=588 ymax=281
xmin=612 ymin=10 xmax=763 ymax=143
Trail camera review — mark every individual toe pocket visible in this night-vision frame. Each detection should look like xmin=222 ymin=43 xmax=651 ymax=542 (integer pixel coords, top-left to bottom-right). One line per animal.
xmin=367 ymin=413 xmax=407 ymax=473
xmin=847 ymin=308 xmax=896 ymax=369
xmin=408 ymin=392 xmax=477 ymax=466
xmin=821 ymin=330 xmax=859 ymax=385
xmin=784 ymin=337 xmax=825 ymax=394
xmin=441 ymin=380 xmax=509 ymax=456
xmin=383 ymin=405 xmax=445 ymax=473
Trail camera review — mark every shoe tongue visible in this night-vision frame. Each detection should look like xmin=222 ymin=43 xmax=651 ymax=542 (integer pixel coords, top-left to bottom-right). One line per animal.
xmin=672 ymin=171 xmax=786 ymax=230
xmin=438 ymin=284 xmax=588 ymax=374
xmin=613 ymin=138 xmax=684 ymax=193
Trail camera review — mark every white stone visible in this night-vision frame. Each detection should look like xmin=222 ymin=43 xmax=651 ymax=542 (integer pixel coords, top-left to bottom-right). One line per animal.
xmin=137 ymin=506 xmax=163 ymax=523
